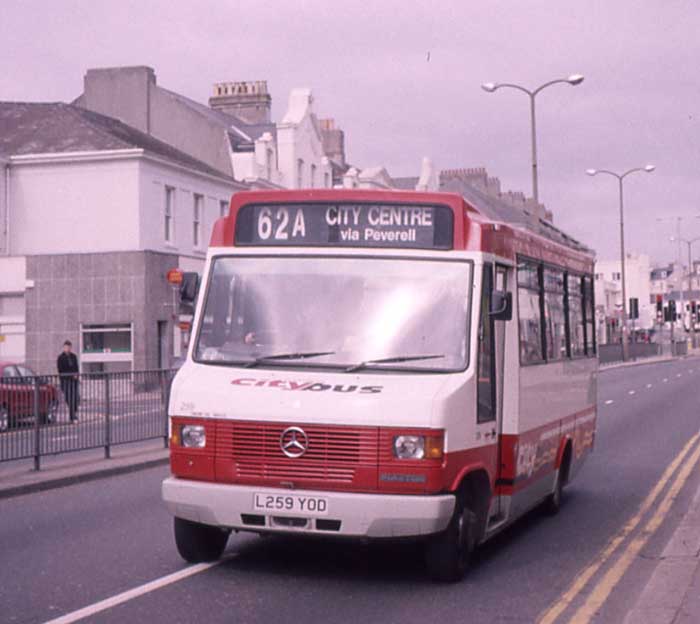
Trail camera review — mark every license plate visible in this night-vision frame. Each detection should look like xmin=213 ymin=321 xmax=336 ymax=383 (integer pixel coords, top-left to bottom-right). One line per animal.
xmin=253 ymin=492 xmax=329 ymax=516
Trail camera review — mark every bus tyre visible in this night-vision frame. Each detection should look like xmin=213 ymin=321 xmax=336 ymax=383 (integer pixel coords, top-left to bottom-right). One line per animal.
xmin=424 ymin=496 xmax=477 ymax=582
xmin=544 ymin=469 xmax=564 ymax=516
xmin=174 ymin=517 xmax=229 ymax=563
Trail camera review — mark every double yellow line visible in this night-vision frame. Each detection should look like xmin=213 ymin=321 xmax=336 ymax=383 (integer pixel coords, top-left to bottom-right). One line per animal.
xmin=538 ymin=430 xmax=700 ymax=624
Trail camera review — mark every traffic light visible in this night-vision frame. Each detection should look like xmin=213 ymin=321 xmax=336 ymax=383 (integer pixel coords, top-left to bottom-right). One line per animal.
xmin=656 ymin=294 xmax=663 ymax=314
xmin=667 ymin=300 xmax=677 ymax=322
xmin=629 ymin=297 xmax=639 ymax=320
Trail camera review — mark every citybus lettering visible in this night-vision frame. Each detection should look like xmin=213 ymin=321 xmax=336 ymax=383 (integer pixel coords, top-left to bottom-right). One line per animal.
xmin=231 ymin=378 xmax=383 ymax=394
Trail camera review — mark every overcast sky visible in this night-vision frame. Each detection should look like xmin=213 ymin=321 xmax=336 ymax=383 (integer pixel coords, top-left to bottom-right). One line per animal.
xmin=2 ymin=0 xmax=699 ymax=264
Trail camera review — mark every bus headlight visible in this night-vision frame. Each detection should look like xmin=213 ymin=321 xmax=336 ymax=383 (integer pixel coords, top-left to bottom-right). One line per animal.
xmin=394 ymin=435 xmax=425 ymax=460
xmin=181 ymin=425 xmax=206 ymax=448
xmin=393 ymin=433 xmax=444 ymax=460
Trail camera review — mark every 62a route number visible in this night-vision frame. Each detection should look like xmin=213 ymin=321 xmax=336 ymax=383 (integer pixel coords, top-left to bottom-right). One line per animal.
xmin=257 ymin=207 xmax=307 ymax=241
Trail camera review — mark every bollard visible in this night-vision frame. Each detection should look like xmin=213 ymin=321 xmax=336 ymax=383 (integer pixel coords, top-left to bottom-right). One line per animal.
xmin=104 ymin=374 xmax=111 ymax=459
xmin=33 ymin=377 xmax=41 ymax=471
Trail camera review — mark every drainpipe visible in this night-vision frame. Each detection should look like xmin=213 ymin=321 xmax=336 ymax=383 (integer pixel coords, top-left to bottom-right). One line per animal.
xmin=3 ymin=162 xmax=9 ymax=256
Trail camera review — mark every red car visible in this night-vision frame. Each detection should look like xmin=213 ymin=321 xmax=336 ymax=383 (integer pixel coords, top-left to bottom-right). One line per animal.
xmin=0 ymin=362 xmax=59 ymax=431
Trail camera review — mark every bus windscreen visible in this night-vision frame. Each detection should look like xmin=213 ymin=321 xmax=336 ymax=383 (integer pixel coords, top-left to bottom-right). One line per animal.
xmin=234 ymin=203 xmax=453 ymax=250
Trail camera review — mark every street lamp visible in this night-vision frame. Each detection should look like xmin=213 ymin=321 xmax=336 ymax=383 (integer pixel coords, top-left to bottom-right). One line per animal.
xmin=481 ymin=74 xmax=584 ymax=203
xmin=670 ymin=235 xmax=700 ymax=344
xmin=586 ymin=165 xmax=655 ymax=361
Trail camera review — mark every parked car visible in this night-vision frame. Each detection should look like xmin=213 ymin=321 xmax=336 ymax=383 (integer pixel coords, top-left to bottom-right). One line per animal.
xmin=0 ymin=362 xmax=59 ymax=431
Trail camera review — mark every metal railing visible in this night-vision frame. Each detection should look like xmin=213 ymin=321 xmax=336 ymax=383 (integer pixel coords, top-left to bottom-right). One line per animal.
xmin=0 ymin=369 xmax=174 ymax=469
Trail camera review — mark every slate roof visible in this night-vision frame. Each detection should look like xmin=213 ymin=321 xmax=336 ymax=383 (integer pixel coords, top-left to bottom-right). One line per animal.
xmin=391 ymin=176 xmax=419 ymax=190
xmin=159 ymin=87 xmax=276 ymax=149
xmin=0 ymin=102 xmax=238 ymax=181
xmin=440 ymin=176 xmax=592 ymax=254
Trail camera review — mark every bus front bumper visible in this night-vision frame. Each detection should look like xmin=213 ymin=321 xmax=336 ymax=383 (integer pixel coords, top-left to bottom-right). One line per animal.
xmin=162 ymin=477 xmax=455 ymax=539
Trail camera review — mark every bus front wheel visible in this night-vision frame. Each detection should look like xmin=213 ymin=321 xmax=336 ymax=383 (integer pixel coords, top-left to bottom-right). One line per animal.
xmin=424 ymin=495 xmax=477 ymax=582
xmin=174 ymin=517 xmax=229 ymax=563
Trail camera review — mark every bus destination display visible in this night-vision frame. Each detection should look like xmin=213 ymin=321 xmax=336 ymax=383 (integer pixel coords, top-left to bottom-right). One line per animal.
xmin=234 ymin=203 xmax=453 ymax=249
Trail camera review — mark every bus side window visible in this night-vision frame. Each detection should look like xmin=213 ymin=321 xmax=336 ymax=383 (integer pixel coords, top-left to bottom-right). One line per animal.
xmin=477 ymin=263 xmax=495 ymax=423
xmin=517 ymin=261 xmax=545 ymax=364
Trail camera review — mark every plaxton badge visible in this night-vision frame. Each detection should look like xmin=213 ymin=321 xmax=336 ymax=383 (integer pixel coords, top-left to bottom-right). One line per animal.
xmin=234 ymin=202 xmax=454 ymax=249
xmin=232 ymin=378 xmax=383 ymax=393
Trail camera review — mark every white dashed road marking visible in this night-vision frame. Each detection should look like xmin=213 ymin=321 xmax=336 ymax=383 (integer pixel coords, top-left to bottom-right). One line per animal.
xmin=646 ymin=384 xmax=653 ymax=388
xmin=43 ymin=556 xmax=235 ymax=624
xmin=628 ymin=390 xmax=636 ymax=395
xmin=663 ymin=378 xmax=669 ymax=383
xmin=605 ymin=400 xmax=614 ymax=405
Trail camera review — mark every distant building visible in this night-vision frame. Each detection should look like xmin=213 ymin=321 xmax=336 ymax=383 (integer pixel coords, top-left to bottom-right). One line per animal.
xmin=74 ymin=66 xmax=336 ymax=189
xmin=595 ymin=254 xmax=653 ymax=332
xmin=0 ymin=101 xmax=245 ymax=372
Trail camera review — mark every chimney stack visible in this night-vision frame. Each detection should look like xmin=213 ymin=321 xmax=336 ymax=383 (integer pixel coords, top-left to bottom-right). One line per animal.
xmin=209 ymin=81 xmax=271 ymax=124
xmin=319 ymin=118 xmax=346 ymax=166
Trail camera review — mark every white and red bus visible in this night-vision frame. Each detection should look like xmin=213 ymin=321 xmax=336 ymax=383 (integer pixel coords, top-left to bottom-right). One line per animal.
xmin=162 ymin=189 xmax=597 ymax=581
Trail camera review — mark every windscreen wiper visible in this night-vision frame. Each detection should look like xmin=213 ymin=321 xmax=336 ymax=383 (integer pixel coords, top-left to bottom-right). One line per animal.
xmin=243 ymin=351 xmax=335 ymax=368
xmin=345 ymin=354 xmax=445 ymax=373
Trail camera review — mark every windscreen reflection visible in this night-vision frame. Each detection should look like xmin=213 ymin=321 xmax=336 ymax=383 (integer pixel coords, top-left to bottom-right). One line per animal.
xmin=195 ymin=256 xmax=471 ymax=372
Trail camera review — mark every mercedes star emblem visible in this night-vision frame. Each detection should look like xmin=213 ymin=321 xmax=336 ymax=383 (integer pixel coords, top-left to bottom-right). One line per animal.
xmin=280 ymin=426 xmax=309 ymax=458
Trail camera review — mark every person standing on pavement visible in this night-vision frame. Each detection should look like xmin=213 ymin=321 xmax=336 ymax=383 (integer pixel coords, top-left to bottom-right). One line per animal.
xmin=57 ymin=340 xmax=80 ymax=423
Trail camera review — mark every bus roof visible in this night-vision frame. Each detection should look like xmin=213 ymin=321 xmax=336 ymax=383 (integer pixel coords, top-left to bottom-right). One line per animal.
xmin=211 ymin=189 xmax=594 ymax=273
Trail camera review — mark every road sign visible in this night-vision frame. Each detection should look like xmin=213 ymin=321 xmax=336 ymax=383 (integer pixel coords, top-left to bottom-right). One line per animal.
xmin=166 ymin=268 xmax=183 ymax=285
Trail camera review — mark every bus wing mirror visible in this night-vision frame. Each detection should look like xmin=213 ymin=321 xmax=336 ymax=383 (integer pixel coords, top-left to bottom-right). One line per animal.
xmin=180 ymin=272 xmax=200 ymax=303
xmin=490 ymin=290 xmax=512 ymax=321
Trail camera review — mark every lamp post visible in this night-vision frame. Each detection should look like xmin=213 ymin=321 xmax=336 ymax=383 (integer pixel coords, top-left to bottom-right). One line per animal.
xmin=670 ymin=235 xmax=700 ymax=346
xmin=481 ymin=74 xmax=584 ymax=203
xmin=586 ymin=165 xmax=656 ymax=361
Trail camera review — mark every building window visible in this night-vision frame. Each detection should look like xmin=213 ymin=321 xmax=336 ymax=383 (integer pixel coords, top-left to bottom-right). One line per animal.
xmin=266 ymin=149 xmax=273 ymax=180
xmin=297 ymin=158 xmax=304 ymax=188
xmin=193 ymin=194 xmax=203 ymax=248
xmin=80 ymin=323 xmax=134 ymax=372
xmin=220 ymin=200 xmax=228 ymax=218
xmin=310 ymin=164 xmax=317 ymax=188
xmin=164 ymin=186 xmax=175 ymax=243
xmin=324 ymin=172 xmax=330 ymax=188
xmin=612 ymin=272 xmax=621 ymax=280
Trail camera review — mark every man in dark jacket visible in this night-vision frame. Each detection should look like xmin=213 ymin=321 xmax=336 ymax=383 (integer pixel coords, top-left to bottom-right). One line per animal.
xmin=57 ymin=340 xmax=79 ymax=423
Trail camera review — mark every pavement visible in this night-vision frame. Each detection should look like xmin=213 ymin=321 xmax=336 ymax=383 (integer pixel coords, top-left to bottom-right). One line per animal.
xmin=623 ymin=482 xmax=700 ymax=624
xmin=0 ymin=438 xmax=168 ymax=499
xmin=599 ymin=353 xmax=676 ymax=370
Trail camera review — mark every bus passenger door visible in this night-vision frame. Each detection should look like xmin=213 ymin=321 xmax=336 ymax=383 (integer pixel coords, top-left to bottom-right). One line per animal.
xmin=476 ymin=263 xmax=509 ymax=524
